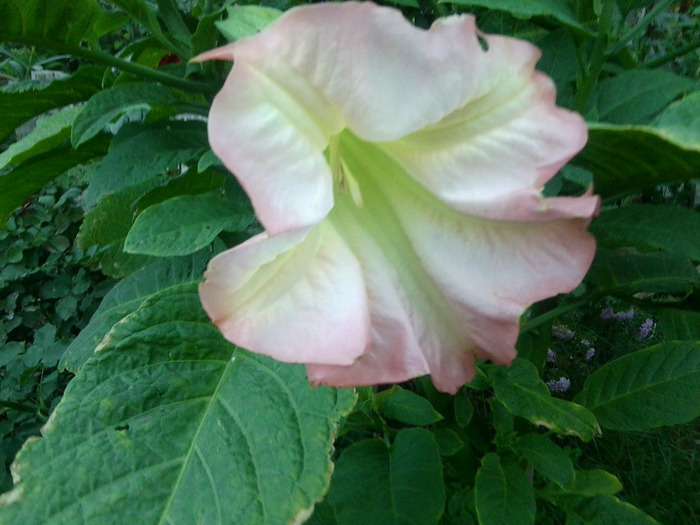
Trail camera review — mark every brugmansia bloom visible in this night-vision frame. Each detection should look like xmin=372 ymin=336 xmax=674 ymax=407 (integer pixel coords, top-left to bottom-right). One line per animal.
xmin=196 ymin=2 xmax=599 ymax=394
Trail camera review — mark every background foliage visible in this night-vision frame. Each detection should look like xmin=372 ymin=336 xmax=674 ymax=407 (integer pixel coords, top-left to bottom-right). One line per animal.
xmin=0 ymin=0 xmax=698 ymax=524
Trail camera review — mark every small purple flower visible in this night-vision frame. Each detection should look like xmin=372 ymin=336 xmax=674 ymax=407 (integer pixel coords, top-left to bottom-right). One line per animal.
xmin=547 ymin=376 xmax=571 ymax=393
xmin=601 ymin=308 xmax=635 ymax=321
xmin=584 ymin=348 xmax=596 ymax=360
xmin=552 ymin=325 xmax=575 ymax=341
xmin=547 ymin=349 xmax=557 ymax=363
xmin=636 ymin=318 xmax=654 ymax=340
xmin=580 ymin=339 xmax=592 ymax=347
xmin=615 ymin=308 xmax=635 ymax=321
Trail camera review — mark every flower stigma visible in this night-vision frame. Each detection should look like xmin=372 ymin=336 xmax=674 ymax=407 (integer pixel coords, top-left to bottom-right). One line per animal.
xmin=327 ymin=134 xmax=364 ymax=208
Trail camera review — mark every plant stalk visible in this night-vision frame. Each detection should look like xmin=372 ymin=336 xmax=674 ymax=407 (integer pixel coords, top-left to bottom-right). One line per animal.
xmin=573 ymin=0 xmax=617 ymax=113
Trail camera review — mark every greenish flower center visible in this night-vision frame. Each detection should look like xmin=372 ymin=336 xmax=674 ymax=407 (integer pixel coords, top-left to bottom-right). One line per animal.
xmin=327 ymin=133 xmax=363 ymax=208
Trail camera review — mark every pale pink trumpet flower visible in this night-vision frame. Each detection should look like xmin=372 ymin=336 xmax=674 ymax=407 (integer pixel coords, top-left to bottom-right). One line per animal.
xmin=196 ymin=2 xmax=599 ymax=394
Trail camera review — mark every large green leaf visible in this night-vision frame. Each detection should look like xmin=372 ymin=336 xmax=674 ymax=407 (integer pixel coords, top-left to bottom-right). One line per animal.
xmin=437 ymin=0 xmax=582 ymax=28
xmin=373 ymin=387 xmax=444 ymax=426
xmin=71 ymin=83 xmax=179 ymax=147
xmin=215 ymin=6 xmax=283 ymax=42
xmin=85 ymin=120 xmax=208 ymax=207
xmin=0 ymin=0 xmax=100 ymax=48
xmin=0 ymin=105 xmax=83 ymax=169
xmin=0 ymin=137 xmax=110 ymax=228
xmin=652 ymin=91 xmax=700 ymax=147
xmin=60 ymin=247 xmax=217 ymax=371
xmin=590 ymin=205 xmax=700 ymax=260
xmin=474 ymin=453 xmax=535 ymax=525
xmin=0 ymin=66 xmax=104 ymax=142
xmin=490 ymin=359 xmax=600 ymax=441
xmin=0 ymin=288 xmax=356 ymax=524
xmin=574 ymin=123 xmax=700 ymax=197
xmin=77 ymin=182 xmax=158 ymax=277
xmin=587 ymin=248 xmax=699 ymax=296
xmin=510 ymin=433 xmax=574 ymax=489
xmin=574 ymin=341 xmax=700 ymax=431
xmin=535 ymin=29 xmax=578 ymax=107
xmin=588 ymin=70 xmax=693 ymax=125
xmin=124 ymin=191 xmax=254 ymax=256
xmin=657 ymin=309 xmax=700 ymax=340
xmin=327 ymin=428 xmax=445 ymax=525
xmin=556 ymin=470 xmax=622 ymax=498
xmin=559 ymin=495 xmax=658 ymax=525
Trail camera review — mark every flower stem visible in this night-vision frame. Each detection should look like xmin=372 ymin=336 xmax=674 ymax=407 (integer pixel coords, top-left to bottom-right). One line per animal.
xmin=15 ymin=37 xmax=215 ymax=95
xmin=573 ymin=0 xmax=617 ymax=113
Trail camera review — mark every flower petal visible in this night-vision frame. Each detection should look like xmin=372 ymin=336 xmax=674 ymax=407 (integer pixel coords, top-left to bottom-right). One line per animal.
xmin=198 ymin=223 xmax=370 ymax=365
xmin=379 ymin=66 xmax=591 ymax=222
xmin=196 ymin=3 xmax=584 ymax=233
xmin=201 ymin=52 xmax=344 ymax=233
xmin=321 ymin=132 xmax=596 ymax=393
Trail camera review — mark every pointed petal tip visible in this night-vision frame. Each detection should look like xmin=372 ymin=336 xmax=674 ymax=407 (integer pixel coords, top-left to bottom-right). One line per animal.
xmin=191 ymin=44 xmax=237 ymax=63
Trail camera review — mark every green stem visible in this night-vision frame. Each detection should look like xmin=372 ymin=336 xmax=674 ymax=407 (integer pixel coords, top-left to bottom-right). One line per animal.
xmin=573 ymin=0 xmax=616 ymax=113
xmin=522 ymin=293 xmax=603 ymax=334
xmin=13 ymin=37 xmax=215 ymax=95
xmin=606 ymin=0 xmax=673 ymax=57
xmin=75 ymin=46 xmax=215 ymax=95
xmin=644 ymin=38 xmax=700 ymax=69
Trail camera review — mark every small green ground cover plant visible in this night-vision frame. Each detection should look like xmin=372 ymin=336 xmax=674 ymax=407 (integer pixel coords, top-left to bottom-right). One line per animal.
xmin=0 ymin=0 xmax=698 ymax=524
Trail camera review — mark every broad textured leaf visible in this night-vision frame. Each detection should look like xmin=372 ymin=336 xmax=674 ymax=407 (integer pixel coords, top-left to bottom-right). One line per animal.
xmin=657 ymin=309 xmax=700 ymax=340
xmin=61 ymin=247 xmax=216 ymax=371
xmin=124 ymin=191 xmax=254 ymax=256
xmin=535 ymin=29 xmax=578 ymax=107
xmin=510 ymin=433 xmax=574 ymax=489
xmin=574 ymin=123 xmax=700 ymax=197
xmin=86 ymin=120 xmax=208 ymax=207
xmin=587 ymin=248 xmax=699 ymax=296
xmin=589 ymin=70 xmax=693 ymax=125
xmin=0 ymin=66 xmax=104 ymax=142
xmin=0 ymin=289 xmax=356 ymax=524
xmin=0 ymin=137 xmax=109 ymax=228
xmin=574 ymin=341 xmax=700 ymax=431
xmin=0 ymin=106 xmax=83 ymax=169
xmin=474 ymin=453 xmax=535 ymax=525
xmin=431 ymin=428 xmax=464 ymax=456
xmin=328 ymin=428 xmax=445 ymax=525
xmin=652 ymin=91 xmax=700 ymax=147
xmin=437 ymin=0 xmax=582 ymax=28
xmin=134 ymin=168 xmax=229 ymax=213
xmin=375 ymin=388 xmax=443 ymax=426
xmin=190 ymin=10 xmax=224 ymax=57
xmin=77 ymin=183 xmax=157 ymax=277
xmin=156 ymin=0 xmax=192 ymax=47
xmin=554 ymin=470 xmax=622 ymax=497
xmin=72 ymin=83 xmax=179 ymax=147
xmin=215 ymin=6 xmax=283 ymax=42
xmin=591 ymin=205 xmax=700 ymax=260
xmin=560 ymin=495 xmax=658 ymax=525
xmin=454 ymin=387 xmax=474 ymax=427
xmin=0 ymin=0 xmax=100 ymax=48
xmin=490 ymin=359 xmax=600 ymax=441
